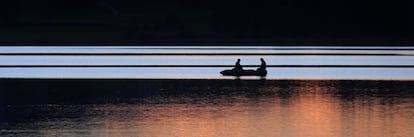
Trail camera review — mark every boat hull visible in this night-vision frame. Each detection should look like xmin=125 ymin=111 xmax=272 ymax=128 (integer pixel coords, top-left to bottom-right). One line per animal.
xmin=220 ymin=69 xmax=267 ymax=76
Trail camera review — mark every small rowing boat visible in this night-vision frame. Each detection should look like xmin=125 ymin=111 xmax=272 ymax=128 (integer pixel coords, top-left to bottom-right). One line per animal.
xmin=220 ymin=69 xmax=267 ymax=76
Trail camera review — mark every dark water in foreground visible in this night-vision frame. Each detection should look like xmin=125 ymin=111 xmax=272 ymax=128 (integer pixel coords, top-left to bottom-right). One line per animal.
xmin=0 ymin=80 xmax=413 ymax=137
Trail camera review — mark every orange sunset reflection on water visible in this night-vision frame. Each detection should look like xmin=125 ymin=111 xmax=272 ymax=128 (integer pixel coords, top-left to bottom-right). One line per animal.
xmin=92 ymin=81 xmax=414 ymax=137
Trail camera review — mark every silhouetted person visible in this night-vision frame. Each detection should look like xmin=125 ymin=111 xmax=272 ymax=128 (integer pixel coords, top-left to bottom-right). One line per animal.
xmin=232 ymin=58 xmax=243 ymax=70
xmin=257 ymin=58 xmax=266 ymax=71
xmin=256 ymin=58 xmax=267 ymax=77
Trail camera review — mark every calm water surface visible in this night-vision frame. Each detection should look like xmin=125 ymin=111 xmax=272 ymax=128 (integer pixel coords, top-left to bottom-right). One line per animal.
xmin=0 ymin=46 xmax=414 ymax=80
xmin=0 ymin=46 xmax=413 ymax=137
xmin=1 ymin=80 xmax=414 ymax=137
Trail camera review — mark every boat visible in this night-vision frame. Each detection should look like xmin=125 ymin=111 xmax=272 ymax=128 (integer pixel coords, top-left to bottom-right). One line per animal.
xmin=220 ymin=69 xmax=267 ymax=76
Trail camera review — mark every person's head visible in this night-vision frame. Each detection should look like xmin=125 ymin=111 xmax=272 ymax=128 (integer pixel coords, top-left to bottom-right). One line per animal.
xmin=260 ymin=58 xmax=264 ymax=61
xmin=237 ymin=58 xmax=240 ymax=62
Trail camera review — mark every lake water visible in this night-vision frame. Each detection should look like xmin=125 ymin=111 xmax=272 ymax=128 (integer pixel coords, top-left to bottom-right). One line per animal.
xmin=0 ymin=46 xmax=414 ymax=80
xmin=0 ymin=46 xmax=413 ymax=137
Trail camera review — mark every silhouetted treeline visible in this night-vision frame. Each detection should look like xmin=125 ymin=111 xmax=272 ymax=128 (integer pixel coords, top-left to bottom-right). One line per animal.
xmin=1 ymin=0 xmax=414 ymax=45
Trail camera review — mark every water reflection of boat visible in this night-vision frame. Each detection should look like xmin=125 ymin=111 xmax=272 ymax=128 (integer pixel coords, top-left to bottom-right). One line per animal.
xmin=220 ymin=69 xmax=267 ymax=76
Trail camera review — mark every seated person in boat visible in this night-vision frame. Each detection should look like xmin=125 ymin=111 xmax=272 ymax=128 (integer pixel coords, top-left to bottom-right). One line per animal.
xmin=256 ymin=58 xmax=266 ymax=72
xmin=232 ymin=58 xmax=243 ymax=71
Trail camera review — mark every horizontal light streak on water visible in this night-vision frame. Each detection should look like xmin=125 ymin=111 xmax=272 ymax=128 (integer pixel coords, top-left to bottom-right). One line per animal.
xmin=1 ymin=65 xmax=414 ymax=68
xmin=3 ymin=46 xmax=414 ymax=50
xmin=0 ymin=67 xmax=413 ymax=80
xmin=0 ymin=46 xmax=413 ymax=55
xmin=1 ymin=55 xmax=413 ymax=66
xmin=0 ymin=53 xmax=412 ymax=56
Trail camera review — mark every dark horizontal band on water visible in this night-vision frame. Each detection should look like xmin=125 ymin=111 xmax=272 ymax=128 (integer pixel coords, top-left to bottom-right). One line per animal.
xmin=0 ymin=53 xmax=412 ymax=56
xmin=82 ymin=47 xmax=414 ymax=50
xmin=1 ymin=65 xmax=414 ymax=68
